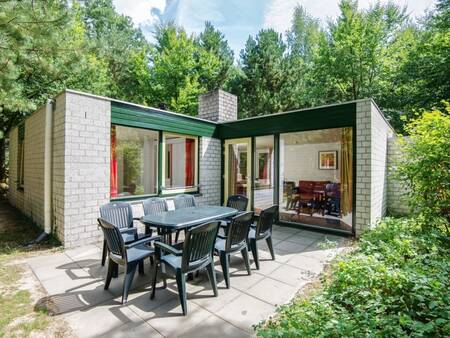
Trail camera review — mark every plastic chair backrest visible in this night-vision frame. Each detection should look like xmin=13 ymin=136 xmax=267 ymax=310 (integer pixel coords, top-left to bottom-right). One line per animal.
xmin=99 ymin=202 xmax=133 ymax=230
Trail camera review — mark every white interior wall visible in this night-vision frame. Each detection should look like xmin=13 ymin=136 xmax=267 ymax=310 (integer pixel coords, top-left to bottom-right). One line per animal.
xmin=168 ymin=139 xmax=186 ymax=187
xmin=143 ymin=138 xmax=157 ymax=193
xmin=283 ymin=142 xmax=341 ymax=183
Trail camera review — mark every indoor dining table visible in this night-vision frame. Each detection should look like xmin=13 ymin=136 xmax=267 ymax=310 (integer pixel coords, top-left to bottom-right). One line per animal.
xmin=140 ymin=205 xmax=238 ymax=244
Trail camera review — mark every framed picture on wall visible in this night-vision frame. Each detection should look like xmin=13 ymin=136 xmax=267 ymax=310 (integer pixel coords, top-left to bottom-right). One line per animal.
xmin=319 ymin=151 xmax=338 ymax=170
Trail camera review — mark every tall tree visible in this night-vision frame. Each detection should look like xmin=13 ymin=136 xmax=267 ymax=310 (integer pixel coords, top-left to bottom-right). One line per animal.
xmin=394 ymin=0 xmax=449 ymax=113
xmin=149 ymin=23 xmax=203 ymax=115
xmin=80 ymin=0 xmax=150 ymax=103
xmin=0 ymin=0 xmax=109 ymax=183
xmin=237 ymin=29 xmax=292 ymax=118
xmin=196 ymin=21 xmax=234 ymax=90
xmin=313 ymin=0 xmax=407 ymax=103
xmin=287 ymin=6 xmax=322 ymax=63
xmin=285 ymin=6 xmax=325 ymax=108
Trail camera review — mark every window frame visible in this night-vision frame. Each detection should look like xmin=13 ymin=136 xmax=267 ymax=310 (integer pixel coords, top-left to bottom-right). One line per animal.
xmin=161 ymin=132 xmax=199 ymax=195
xmin=110 ymin=124 xmax=160 ymax=200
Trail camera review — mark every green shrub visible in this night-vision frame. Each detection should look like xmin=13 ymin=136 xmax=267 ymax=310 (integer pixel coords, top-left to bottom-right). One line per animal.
xmin=257 ymin=218 xmax=450 ymax=337
xmin=396 ymin=103 xmax=450 ymax=231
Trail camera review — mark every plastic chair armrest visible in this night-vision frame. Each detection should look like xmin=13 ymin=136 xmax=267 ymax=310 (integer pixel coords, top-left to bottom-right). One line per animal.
xmin=154 ymin=241 xmax=183 ymax=256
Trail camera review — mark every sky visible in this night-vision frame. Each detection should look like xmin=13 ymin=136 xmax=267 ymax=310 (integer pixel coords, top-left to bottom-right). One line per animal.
xmin=113 ymin=0 xmax=437 ymax=56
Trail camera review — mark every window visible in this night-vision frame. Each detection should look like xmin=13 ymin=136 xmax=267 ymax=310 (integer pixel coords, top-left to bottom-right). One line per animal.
xmin=163 ymin=133 xmax=198 ymax=193
xmin=110 ymin=125 xmax=158 ymax=198
xmin=279 ymin=127 xmax=353 ymax=232
xmin=17 ymin=125 xmax=25 ymax=189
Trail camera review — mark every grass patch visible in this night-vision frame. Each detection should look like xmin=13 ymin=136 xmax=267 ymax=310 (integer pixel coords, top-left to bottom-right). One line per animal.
xmin=0 ymin=199 xmax=60 ymax=337
xmin=257 ymin=217 xmax=450 ymax=337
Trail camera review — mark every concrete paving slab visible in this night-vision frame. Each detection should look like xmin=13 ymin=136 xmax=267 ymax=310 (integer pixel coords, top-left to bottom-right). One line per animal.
xmin=125 ymin=287 xmax=178 ymax=321
xmin=98 ymin=320 xmax=163 ymax=338
xmin=285 ymin=254 xmax=325 ymax=275
xmin=274 ymin=239 xmax=310 ymax=253
xmin=28 ymin=251 xmax=70 ymax=270
xmin=246 ymin=277 xmax=297 ymax=306
xmin=219 ymin=268 xmax=265 ymax=291
xmin=189 ymin=280 xmax=242 ymax=313
xmin=45 ymin=280 xmax=115 ymax=315
xmin=64 ymin=244 xmax=102 ymax=261
xmin=269 ymin=264 xmax=313 ymax=286
xmin=180 ymin=314 xmax=250 ymax=338
xmin=64 ymin=301 xmax=142 ymax=338
xmin=215 ymin=293 xmax=275 ymax=333
xmin=252 ymin=258 xmax=282 ymax=276
xmin=144 ymin=298 xmax=212 ymax=337
xmin=284 ymin=233 xmax=320 ymax=246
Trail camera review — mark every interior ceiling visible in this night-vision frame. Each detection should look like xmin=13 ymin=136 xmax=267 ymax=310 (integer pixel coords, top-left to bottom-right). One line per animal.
xmin=282 ymin=128 xmax=342 ymax=145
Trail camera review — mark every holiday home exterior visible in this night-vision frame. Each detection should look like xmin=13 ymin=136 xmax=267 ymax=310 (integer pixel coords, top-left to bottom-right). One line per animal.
xmin=7 ymin=89 xmax=403 ymax=248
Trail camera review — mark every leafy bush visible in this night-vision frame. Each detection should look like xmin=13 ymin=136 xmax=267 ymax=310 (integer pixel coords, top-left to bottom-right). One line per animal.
xmin=396 ymin=103 xmax=450 ymax=231
xmin=257 ymin=218 xmax=450 ymax=337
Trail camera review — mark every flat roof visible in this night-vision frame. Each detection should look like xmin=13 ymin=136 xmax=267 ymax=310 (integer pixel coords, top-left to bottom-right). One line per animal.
xmin=16 ymin=89 xmax=394 ymax=135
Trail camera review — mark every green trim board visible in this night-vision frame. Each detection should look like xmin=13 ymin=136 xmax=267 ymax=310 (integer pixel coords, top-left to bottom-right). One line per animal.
xmin=218 ymin=103 xmax=356 ymax=139
xmin=111 ymin=102 xmax=218 ymax=138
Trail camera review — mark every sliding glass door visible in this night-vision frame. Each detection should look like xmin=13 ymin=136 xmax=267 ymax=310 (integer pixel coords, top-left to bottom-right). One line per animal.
xmin=224 ymin=138 xmax=252 ymax=209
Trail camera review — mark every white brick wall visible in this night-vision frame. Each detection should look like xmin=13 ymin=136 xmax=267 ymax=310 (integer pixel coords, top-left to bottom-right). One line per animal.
xmin=387 ymin=137 xmax=409 ymax=215
xmin=7 ymin=128 xmax=24 ymax=210
xmin=355 ymin=100 xmax=372 ymax=235
xmin=199 ymin=89 xmax=237 ymax=122
xmin=52 ymin=93 xmax=67 ymax=243
xmin=23 ymin=107 xmax=46 ymax=226
xmin=62 ymin=92 xmax=111 ymax=247
xmin=8 ymin=108 xmax=46 ymax=227
xmin=196 ymin=137 xmax=221 ymax=206
xmin=355 ymin=99 xmax=395 ymax=235
xmin=370 ymin=102 xmax=394 ymax=224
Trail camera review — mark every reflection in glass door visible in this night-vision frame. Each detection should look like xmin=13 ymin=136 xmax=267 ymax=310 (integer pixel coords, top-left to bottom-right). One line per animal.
xmin=253 ymin=135 xmax=274 ymax=212
xmin=224 ymin=138 xmax=252 ymax=208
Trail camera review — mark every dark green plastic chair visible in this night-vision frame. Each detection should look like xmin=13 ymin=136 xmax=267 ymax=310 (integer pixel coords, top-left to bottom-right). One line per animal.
xmin=98 ymin=217 xmax=160 ymax=304
xmin=215 ymin=211 xmax=254 ymax=288
xmin=248 ymin=205 xmax=278 ymax=270
xmin=100 ymin=202 xmax=139 ymax=266
xmin=150 ymin=221 xmax=220 ymax=315
xmin=142 ymin=197 xmax=168 ymax=235
xmin=219 ymin=195 xmax=249 ymax=230
xmin=143 ymin=197 xmax=168 ymax=215
xmin=173 ymin=194 xmax=196 ymax=243
xmin=173 ymin=194 xmax=196 ymax=209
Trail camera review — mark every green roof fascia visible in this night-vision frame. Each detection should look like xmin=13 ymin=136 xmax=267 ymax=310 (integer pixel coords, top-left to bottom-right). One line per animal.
xmin=218 ymin=102 xmax=357 ymax=139
xmin=111 ymin=102 xmax=218 ymax=137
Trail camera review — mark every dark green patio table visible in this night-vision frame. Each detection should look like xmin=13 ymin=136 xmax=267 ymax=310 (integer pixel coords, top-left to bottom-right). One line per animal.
xmin=140 ymin=206 xmax=238 ymax=244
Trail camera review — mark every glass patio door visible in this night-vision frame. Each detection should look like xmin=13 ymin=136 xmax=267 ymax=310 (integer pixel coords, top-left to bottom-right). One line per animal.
xmin=224 ymin=138 xmax=252 ymax=209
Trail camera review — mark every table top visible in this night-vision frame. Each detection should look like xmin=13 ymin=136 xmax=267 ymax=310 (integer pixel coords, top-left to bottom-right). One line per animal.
xmin=140 ymin=206 xmax=238 ymax=230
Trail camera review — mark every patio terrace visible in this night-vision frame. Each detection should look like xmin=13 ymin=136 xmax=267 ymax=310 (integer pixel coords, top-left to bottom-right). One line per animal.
xmin=28 ymin=226 xmax=349 ymax=337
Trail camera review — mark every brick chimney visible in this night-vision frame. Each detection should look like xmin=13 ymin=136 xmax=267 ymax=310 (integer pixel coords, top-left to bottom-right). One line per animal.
xmin=198 ymin=89 xmax=237 ymax=122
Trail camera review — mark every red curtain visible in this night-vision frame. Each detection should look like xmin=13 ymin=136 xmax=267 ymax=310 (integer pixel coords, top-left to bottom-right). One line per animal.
xmin=110 ymin=126 xmax=118 ymax=197
xmin=263 ymin=153 xmax=269 ymax=179
xmin=185 ymin=139 xmax=195 ymax=186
